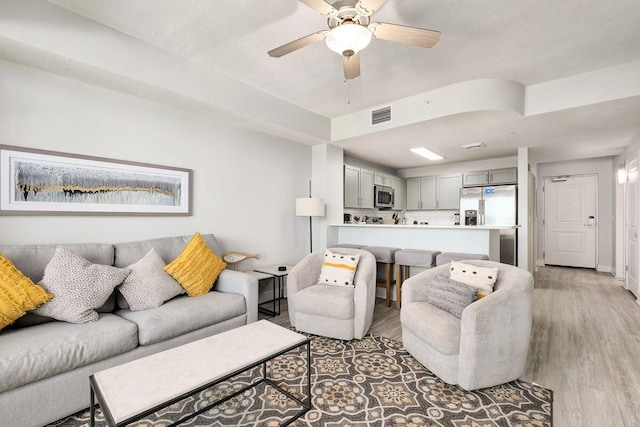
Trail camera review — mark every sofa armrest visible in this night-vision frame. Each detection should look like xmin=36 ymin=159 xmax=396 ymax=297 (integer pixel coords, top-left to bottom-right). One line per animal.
xmin=215 ymin=270 xmax=258 ymax=324
xmin=457 ymin=267 xmax=534 ymax=390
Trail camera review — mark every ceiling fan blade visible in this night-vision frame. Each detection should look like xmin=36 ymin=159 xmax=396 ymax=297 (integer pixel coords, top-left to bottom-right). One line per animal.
xmin=343 ymin=53 xmax=361 ymax=79
xmin=357 ymin=0 xmax=388 ymax=16
xmin=268 ymin=30 xmax=329 ymax=58
xmin=370 ymin=22 xmax=441 ymax=48
xmin=299 ymin=0 xmax=338 ymax=17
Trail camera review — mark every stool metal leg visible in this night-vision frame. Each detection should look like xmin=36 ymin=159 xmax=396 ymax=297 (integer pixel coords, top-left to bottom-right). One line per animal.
xmin=395 ymin=263 xmax=402 ymax=310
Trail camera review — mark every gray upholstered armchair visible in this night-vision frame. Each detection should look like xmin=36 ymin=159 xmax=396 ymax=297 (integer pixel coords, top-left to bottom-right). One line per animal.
xmin=401 ymin=260 xmax=534 ymax=391
xmin=287 ymin=248 xmax=377 ymax=340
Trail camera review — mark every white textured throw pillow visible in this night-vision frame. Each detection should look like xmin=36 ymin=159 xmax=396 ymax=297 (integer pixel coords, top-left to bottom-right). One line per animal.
xmin=448 ymin=261 xmax=499 ymax=298
xmin=34 ymin=246 xmax=130 ymax=323
xmin=118 ymin=248 xmax=185 ymax=311
xmin=318 ymin=250 xmax=360 ymax=287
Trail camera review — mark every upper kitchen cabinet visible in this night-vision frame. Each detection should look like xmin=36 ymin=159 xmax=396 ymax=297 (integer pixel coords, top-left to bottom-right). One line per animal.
xmin=406 ymin=174 xmax=462 ymax=210
xmin=436 ymin=173 xmax=463 ymax=210
xmin=463 ymin=170 xmax=489 ymax=187
xmin=406 ymin=176 xmax=436 ymax=210
xmin=463 ymin=168 xmax=517 ymax=187
xmin=344 ymin=165 xmax=374 ymax=209
xmin=374 ymin=172 xmax=392 ymax=187
xmin=488 ymin=168 xmax=518 ymax=185
xmin=391 ymin=176 xmax=406 ymax=210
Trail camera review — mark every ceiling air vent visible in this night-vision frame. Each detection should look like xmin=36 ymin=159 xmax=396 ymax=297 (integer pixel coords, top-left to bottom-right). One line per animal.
xmin=462 ymin=142 xmax=486 ymax=150
xmin=371 ymin=106 xmax=392 ymax=126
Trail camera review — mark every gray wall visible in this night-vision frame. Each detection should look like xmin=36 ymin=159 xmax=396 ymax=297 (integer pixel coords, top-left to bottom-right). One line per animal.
xmin=535 ymin=156 xmax=615 ymax=271
xmin=0 ymin=59 xmax=312 ymax=268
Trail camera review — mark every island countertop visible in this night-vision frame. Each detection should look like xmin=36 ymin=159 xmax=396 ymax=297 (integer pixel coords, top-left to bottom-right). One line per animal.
xmin=330 ymin=223 xmax=515 ymax=262
xmin=332 ymin=223 xmax=518 ymax=230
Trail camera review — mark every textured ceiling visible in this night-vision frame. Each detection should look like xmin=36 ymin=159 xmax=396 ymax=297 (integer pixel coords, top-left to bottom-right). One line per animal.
xmin=43 ymin=0 xmax=640 ymax=168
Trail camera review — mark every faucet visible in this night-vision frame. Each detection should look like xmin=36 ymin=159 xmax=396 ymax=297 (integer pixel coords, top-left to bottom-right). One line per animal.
xmin=400 ymin=210 xmax=406 ymax=225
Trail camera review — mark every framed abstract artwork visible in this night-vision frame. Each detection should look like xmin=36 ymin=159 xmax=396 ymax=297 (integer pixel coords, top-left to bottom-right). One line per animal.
xmin=0 ymin=145 xmax=192 ymax=215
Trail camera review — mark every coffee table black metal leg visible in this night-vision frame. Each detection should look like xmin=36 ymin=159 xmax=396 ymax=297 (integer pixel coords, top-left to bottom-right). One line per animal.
xmin=90 ymin=386 xmax=95 ymax=427
xmin=306 ymin=341 xmax=311 ymax=408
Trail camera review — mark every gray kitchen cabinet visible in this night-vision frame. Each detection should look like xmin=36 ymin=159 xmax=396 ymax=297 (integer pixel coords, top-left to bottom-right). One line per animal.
xmin=344 ymin=164 xmax=374 ymax=209
xmin=489 ymin=168 xmax=517 ymax=184
xmin=406 ymin=178 xmax=421 ymax=210
xmin=464 ymin=171 xmax=489 ymax=187
xmin=464 ymin=167 xmax=517 ymax=187
xmin=421 ymin=177 xmax=437 ymax=209
xmin=406 ymin=176 xmax=436 ymax=210
xmin=391 ymin=176 xmax=405 ymax=210
xmin=374 ymin=172 xmax=392 ymax=187
xmin=437 ymin=173 xmax=463 ymax=209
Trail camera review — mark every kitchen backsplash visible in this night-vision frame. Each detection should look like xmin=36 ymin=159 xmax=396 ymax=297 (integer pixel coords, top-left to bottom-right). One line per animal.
xmin=344 ymin=209 xmax=459 ymax=225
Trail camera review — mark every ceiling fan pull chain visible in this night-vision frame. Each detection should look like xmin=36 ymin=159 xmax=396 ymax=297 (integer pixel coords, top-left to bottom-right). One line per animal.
xmin=346 ymin=77 xmax=351 ymax=104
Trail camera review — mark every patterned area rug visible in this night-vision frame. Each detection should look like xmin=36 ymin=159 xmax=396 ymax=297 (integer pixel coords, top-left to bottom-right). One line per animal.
xmin=49 ymin=334 xmax=552 ymax=427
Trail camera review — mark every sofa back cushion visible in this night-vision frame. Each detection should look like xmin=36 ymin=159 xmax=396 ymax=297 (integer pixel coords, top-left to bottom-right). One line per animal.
xmin=113 ymin=234 xmax=221 ymax=268
xmin=0 ymin=243 xmax=117 ymax=328
xmin=0 ymin=243 xmax=115 ymax=284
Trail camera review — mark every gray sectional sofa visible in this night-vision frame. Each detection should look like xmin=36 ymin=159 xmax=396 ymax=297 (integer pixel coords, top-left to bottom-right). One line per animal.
xmin=0 ymin=234 xmax=258 ymax=427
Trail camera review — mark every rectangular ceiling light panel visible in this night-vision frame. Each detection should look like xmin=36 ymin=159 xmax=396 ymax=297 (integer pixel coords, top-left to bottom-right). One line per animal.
xmin=410 ymin=147 xmax=444 ymax=161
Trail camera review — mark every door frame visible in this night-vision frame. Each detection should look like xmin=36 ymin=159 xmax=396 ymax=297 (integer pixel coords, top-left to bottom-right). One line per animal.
xmin=541 ymin=173 xmax=599 ymax=269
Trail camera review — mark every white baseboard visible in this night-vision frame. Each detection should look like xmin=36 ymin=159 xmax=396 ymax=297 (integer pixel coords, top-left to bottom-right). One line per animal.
xmin=536 ymin=259 xmax=545 ymax=267
xmin=596 ymin=264 xmax=612 ymax=273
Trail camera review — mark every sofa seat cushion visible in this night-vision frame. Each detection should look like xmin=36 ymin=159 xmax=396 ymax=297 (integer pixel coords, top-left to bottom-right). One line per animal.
xmin=116 ymin=291 xmax=246 ymax=345
xmin=401 ymin=301 xmax=461 ymax=356
xmin=0 ymin=313 xmax=137 ymax=392
xmin=295 ymin=285 xmax=354 ymax=320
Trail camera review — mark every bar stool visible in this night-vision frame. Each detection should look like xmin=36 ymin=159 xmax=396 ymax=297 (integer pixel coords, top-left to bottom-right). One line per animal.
xmin=394 ymin=249 xmax=440 ymax=309
xmin=362 ymin=246 xmax=400 ymax=307
xmin=436 ymin=252 xmax=489 ymax=266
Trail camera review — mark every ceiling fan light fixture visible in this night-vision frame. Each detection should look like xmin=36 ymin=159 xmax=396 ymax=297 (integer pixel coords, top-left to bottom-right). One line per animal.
xmin=410 ymin=147 xmax=444 ymax=161
xmin=325 ymin=23 xmax=372 ymax=56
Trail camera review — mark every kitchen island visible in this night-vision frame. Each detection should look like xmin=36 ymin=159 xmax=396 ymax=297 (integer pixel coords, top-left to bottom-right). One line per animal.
xmin=331 ymin=223 xmax=519 ymax=262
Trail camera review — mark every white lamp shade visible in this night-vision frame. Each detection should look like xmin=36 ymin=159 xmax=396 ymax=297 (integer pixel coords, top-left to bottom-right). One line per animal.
xmin=325 ymin=24 xmax=372 ymax=56
xmin=296 ymin=197 xmax=325 ymax=217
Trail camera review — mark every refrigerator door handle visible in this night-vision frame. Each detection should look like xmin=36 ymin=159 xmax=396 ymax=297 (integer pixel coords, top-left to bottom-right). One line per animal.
xmin=479 ymin=199 xmax=485 ymax=225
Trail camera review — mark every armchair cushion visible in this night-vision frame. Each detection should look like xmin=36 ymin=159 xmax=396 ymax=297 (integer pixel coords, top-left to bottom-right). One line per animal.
xmin=295 ymin=285 xmax=354 ymax=320
xmin=318 ymin=250 xmax=360 ymax=287
xmin=401 ymin=301 xmax=461 ymax=355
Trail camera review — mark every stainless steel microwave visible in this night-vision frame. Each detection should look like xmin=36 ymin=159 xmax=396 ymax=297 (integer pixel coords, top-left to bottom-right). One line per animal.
xmin=374 ymin=185 xmax=395 ymax=208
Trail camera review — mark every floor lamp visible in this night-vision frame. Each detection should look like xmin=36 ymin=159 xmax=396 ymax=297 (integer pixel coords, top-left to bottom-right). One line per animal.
xmin=296 ymin=197 xmax=325 ymax=253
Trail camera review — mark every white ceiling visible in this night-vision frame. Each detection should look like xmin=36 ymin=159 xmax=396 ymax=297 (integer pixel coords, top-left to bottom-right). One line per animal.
xmin=40 ymin=0 xmax=640 ymax=169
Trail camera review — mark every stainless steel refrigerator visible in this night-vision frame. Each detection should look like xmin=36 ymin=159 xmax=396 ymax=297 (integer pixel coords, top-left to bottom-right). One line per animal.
xmin=459 ymin=185 xmax=517 ymax=265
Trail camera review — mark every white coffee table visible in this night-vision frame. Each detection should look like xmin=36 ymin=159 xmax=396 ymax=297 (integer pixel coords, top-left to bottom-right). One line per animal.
xmin=90 ymin=320 xmax=311 ymax=426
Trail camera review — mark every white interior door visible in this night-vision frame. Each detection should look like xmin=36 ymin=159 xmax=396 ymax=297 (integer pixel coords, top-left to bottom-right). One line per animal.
xmin=544 ymin=175 xmax=597 ymax=268
xmin=626 ymin=157 xmax=638 ymax=296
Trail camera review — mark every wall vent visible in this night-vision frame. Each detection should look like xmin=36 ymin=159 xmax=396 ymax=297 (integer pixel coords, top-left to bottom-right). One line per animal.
xmin=462 ymin=142 xmax=486 ymax=150
xmin=371 ymin=106 xmax=392 ymax=126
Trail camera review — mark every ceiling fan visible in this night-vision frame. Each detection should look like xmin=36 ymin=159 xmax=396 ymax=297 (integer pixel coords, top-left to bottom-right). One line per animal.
xmin=268 ymin=0 xmax=440 ymax=80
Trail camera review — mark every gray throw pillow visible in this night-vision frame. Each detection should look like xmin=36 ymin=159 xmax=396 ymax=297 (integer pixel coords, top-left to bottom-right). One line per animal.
xmin=118 ymin=248 xmax=185 ymax=311
xmin=33 ymin=246 xmax=130 ymax=323
xmin=425 ymin=275 xmax=478 ymax=318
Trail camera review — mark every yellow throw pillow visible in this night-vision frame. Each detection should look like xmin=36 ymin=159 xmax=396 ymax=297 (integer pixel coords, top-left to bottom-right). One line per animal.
xmin=0 ymin=253 xmax=53 ymax=330
xmin=164 ymin=233 xmax=227 ymax=297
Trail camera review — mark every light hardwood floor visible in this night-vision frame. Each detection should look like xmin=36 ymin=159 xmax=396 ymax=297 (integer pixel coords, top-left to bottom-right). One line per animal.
xmin=263 ymin=266 xmax=640 ymax=426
